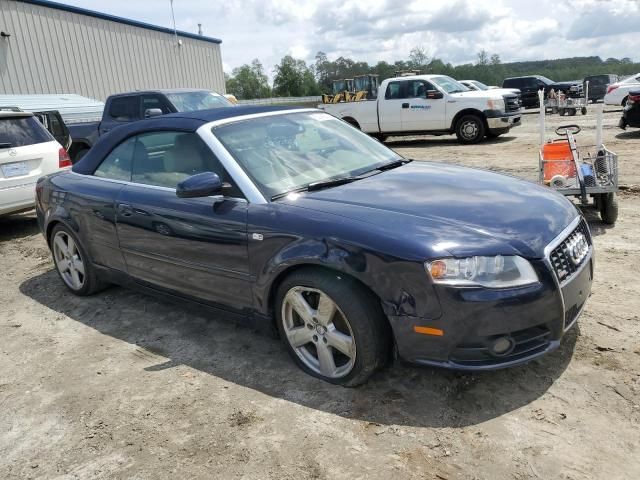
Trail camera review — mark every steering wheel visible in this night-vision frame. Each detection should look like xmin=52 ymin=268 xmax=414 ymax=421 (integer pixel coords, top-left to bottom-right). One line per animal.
xmin=555 ymin=124 xmax=581 ymax=136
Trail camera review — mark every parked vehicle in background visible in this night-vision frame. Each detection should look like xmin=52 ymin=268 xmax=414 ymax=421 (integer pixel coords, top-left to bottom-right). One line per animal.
xmin=1 ymin=106 xmax=72 ymax=151
xmin=68 ymin=89 xmax=233 ymax=162
xmin=604 ymin=73 xmax=640 ymax=106
xmin=460 ymin=80 xmax=518 ymax=95
xmin=619 ymin=90 xmax=640 ymax=129
xmin=547 ymin=81 xmax=583 ymax=99
xmin=502 ymin=76 xmax=553 ymax=108
xmin=584 ymin=74 xmax=619 ymax=102
xmin=36 ymin=106 xmax=591 ymax=385
xmin=1 ymin=111 xmax=70 ymax=216
xmin=320 ymin=74 xmax=522 ymax=144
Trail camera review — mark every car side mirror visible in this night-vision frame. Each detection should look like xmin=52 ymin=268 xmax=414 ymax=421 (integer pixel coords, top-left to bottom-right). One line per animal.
xmin=426 ymin=90 xmax=443 ymax=99
xmin=176 ymin=172 xmax=223 ymax=198
xmin=144 ymin=108 xmax=163 ymax=119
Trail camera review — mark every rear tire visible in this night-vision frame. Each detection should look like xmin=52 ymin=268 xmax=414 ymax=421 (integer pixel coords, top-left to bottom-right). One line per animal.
xmin=455 ymin=115 xmax=485 ymax=144
xmin=50 ymin=224 xmax=108 ymax=295
xmin=275 ymin=269 xmax=390 ymax=386
xmin=599 ymin=193 xmax=618 ymax=225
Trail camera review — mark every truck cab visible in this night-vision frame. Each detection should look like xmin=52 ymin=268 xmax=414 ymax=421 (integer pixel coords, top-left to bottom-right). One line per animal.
xmin=320 ymin=75 xmax=522 ymax=144
xmin=68 ymin=89 xmax=232 ymax=162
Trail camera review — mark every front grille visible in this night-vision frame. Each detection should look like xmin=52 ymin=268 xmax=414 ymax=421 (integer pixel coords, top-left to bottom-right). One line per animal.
xmin=549 ymin=220 xmax=592 ymax=283
xmin=564 ymin=300 xmax=584 ymax=329
xmin=504 ymin=94 xmax=522 ymax=112
xmin=449 ymin=326 xmax=551 ymax=367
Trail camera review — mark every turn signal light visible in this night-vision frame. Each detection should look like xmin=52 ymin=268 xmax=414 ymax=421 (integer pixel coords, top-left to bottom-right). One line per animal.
xmin=59 ymin=148 xmax=72 ymax=168
xmin=414 ymin=326 xmax=444 ymax=336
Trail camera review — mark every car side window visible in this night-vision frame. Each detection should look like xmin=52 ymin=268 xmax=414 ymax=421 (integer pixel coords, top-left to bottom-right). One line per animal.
xmin=140 ymin=95 xmax=172 ymax=117
xmin=109 ymin=97 xmax=141 ymax=122
xmin=130 ymin=131 xmax=244 ymax=197
xmin=407 ymin=80 xmax=435 ymax=98
xmin=94 ymin=136 xmax=136 ymax=181
xmin=385 ymin=81 xmax=404 ymax=100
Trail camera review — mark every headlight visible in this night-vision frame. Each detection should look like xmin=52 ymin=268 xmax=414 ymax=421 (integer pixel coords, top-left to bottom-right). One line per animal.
xmin=486 ymin=98 xmax=505 ymax=111
xmin=425 ymin=255 xmax=538 ymax=288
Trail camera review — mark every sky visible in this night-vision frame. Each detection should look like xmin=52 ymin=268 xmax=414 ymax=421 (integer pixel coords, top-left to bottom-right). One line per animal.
xmin=62 ymin=0 xmax=640 ymax=79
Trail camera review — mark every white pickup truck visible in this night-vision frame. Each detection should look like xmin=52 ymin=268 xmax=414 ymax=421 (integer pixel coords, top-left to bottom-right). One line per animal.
xmin=318 ymin=74 xmax=522 ymax=144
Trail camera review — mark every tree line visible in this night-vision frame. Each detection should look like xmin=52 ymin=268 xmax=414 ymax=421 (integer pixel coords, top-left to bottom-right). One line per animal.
xmin=225 ymin=49 xmax=640 ymax=100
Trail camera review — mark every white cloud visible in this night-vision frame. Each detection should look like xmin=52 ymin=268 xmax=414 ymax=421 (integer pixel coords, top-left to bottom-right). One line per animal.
xmin=62 ymin=0 xmax=640 ymax=79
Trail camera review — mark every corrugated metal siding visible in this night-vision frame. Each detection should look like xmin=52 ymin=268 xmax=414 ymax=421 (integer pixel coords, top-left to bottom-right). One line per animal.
xmin=0 ymin=93 xmax=104 ymax=123
xmin=0 ymin=0 xmax=225 ymax=101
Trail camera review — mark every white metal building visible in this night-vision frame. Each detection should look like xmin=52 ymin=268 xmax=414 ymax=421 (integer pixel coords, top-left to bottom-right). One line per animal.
xmin=0 ymin=0 xmax=225 ymax=101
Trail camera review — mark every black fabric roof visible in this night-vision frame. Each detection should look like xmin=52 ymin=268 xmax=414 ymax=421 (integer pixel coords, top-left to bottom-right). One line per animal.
xmin=72 ymin=106 xmax=311 ymax=175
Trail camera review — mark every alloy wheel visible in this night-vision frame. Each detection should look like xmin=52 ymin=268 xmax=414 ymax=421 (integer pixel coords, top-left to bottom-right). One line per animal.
xmin=281 ymin=286 xmax=356 ymax=378
xmin=52 ymin=231 xmax=86 ymax=290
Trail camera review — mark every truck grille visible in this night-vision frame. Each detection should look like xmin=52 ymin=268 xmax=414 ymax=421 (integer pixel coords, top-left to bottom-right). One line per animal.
xmin=504 ymin=94 xmax=522 ymax=112
xmin=549 ymin=219 xmax=591 ymax=283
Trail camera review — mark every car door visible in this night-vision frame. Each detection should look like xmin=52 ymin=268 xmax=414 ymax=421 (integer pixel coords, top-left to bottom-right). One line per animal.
xmin=112 ymin=130 xmax=252 ymax=312
xmin=401 ymin=79 xmax=447 ymax=131
xmin=33 ymin=110 xmax=71 ymax=150
xmin=378 ymin=80 xmax=405 ymax=132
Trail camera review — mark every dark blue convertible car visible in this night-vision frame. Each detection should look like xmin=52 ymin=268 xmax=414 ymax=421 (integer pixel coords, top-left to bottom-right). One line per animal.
xmin=35 ymin=106 xmax=593 ymax=386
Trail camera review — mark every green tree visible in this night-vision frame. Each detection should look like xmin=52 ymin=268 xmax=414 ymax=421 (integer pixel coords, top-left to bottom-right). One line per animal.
xmin=225 ymin=59 xmax=271 ymax=100
xmin=273 ymin=55 xmax=320 ymax=96
xmin=408 ymin=46 xmax=430 ymax=72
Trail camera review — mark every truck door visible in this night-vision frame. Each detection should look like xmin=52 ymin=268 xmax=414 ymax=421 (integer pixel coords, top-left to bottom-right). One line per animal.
xmin=378 ymin=80 xmax=405 ymax=132
xmin=100 ymin=95 xmax=141 ymax=136
xmin=401 ymin=80 xmax=447 ymax=131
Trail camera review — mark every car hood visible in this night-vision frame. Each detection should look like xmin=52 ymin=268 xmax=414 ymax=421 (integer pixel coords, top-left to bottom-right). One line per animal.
xmin=281 ymin=162 xmax=578 ymax=259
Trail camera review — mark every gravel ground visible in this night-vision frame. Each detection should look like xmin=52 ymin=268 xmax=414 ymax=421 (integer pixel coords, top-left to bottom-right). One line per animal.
xmin=1 ymin=108 xmax=639 ymax=480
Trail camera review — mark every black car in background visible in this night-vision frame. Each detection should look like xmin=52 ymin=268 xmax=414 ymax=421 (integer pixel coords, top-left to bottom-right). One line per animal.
xmin=547 ymin=81 xmax=584 ymax=99
xmin=620 ymin=90 xmax=640 ymax=129
xmin=502 ymin=76 xmax=553 ymax=108
xmin=584 ymin=74 xmax=619 ymax=102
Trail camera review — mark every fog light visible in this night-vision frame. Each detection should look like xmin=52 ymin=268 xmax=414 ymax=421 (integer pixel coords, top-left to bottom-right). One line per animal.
xmin=490 ymin=336 xmax=515 ymax=356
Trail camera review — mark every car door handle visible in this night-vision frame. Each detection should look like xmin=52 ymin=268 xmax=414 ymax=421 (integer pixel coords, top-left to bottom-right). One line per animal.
xmin=118 ymin=203 xmax=133 ymax=216
xmin=401 ymin=103 xmax=410 ymax=109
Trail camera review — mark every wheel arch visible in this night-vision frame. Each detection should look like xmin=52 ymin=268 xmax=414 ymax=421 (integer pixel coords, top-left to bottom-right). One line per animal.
xmin=341 ymin=116 xmax=361 ymax=129
xmin=450 ymin=108 xmax=486 ymax=131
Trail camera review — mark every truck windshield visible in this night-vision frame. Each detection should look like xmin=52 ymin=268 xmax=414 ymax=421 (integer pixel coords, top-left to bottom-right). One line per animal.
xmin=165 ymin=91 xmax=233 ymax=112
xmin=471 ymin=81 xmax=489 ymax=90
xmin=213 ymin=111 xmax=402 ymax=199
xmin=430 ymin=76 xmax=470 ymax=94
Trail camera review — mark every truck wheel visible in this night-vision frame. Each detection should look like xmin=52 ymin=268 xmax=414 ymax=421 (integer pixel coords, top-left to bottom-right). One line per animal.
xmin=581 ymin=107 xmax=587 ymax=115
xmin=599 ymin=193 xmax=618 ymax=225
xmin=455 ymin=115 xmax=485 ymax=144
xmin=558 ymin=108 xmax=565 ymax=116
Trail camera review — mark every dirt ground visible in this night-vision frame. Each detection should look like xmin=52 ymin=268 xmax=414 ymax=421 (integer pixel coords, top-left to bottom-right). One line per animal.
xmin=1 ymin=108 xmax=639 ymax=480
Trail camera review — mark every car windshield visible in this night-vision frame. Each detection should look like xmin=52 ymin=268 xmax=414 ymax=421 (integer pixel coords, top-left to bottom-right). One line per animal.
xmin=165 ymin=91 xmax=233 ymax=112
xmin=471 ymin=81 xmax=489 ymax=90
xmin=213 ymin=111 xmax=402 ymax=199
xmin=430 ymin=76 xmax=469 ymax=93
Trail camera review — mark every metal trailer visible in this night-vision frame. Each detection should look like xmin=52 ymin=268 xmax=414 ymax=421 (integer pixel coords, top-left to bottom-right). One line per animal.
xmin=538 ymin=94 xmax=618 ymax=224
xmin=544 ymin=81 xmax=590 ymax=116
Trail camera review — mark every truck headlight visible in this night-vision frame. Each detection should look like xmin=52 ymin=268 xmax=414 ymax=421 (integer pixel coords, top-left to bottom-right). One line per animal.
xmin=425 ymin=255 xmax=538 ymax=288
xmin=486 ymin=98 xmax=505 ymax=111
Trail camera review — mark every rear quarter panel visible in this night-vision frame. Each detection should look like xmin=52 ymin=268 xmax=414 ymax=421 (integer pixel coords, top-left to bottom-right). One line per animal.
xmin=320 ymin=101 xmax=380 ymax=132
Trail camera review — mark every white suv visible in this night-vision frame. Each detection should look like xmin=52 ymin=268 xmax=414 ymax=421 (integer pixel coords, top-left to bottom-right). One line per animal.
xmin=1 ymin=111 xmax=71 ymax=216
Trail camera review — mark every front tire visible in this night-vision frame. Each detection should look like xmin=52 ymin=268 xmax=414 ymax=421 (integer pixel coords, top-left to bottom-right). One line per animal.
xmin=275 ymin=269 xmax=389 ymax=386
xmin=455 ymin=115 xmax=485 ymax=144
xmin=50 ymin=224 xmax=107 ymax=295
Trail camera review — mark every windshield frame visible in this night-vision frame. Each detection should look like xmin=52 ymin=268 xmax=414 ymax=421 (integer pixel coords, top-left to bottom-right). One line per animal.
xmin=207 ymin=110 xmax=403 ymax=201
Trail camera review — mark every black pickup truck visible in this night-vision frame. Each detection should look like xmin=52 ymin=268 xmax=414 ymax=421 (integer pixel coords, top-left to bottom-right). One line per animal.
xmin=68 ymin=89 xmax=233 ymax=162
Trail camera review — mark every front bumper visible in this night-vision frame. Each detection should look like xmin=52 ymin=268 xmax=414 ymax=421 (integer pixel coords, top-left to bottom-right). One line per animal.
xmin=484 ymin=110 xmax=522 ymax=132
xmin=388 ymin=223 xmax=594 ymax=371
